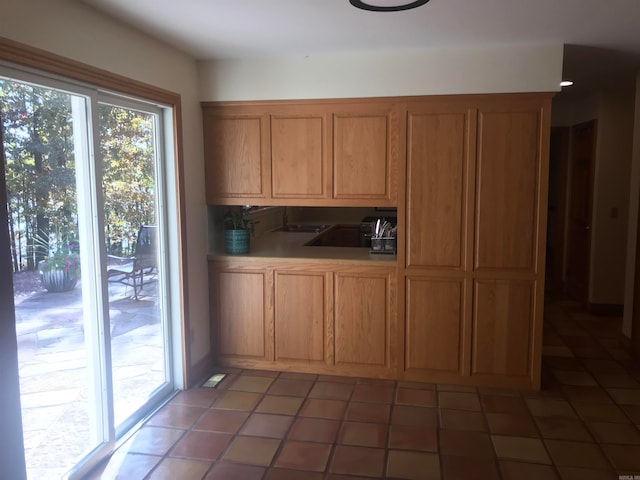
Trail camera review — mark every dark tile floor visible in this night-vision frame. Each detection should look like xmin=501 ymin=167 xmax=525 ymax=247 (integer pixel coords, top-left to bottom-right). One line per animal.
xmin=89 ymin=299 xmax=640 ymax=479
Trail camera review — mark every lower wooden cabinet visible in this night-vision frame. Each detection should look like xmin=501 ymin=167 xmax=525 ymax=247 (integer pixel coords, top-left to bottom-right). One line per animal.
xmin=404 ymin=276 xmax=468 ymax=377
xmin=209 ymin=260 xmax=540 ymax=388
xmin=471 ymin=279 xmax=536 ymax=380
xmin=334 ymin=271 xmax=394 ymax=376
xmin=209 ymin=260 xmax=396 ymax=377
xmin=210 ymin=265 xmax=273 ymax=362
xmin=274 ymin=270 xmax=332 ymax=365
xmin=403 ymin=275 xmax=540 ymax=389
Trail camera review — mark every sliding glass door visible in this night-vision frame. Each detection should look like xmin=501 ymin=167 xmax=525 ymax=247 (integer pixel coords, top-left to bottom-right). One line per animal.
xmin=1 ymin=72 xmax=175 ymax=479
xmin=99 ymin=99 xmax=172 ymax=437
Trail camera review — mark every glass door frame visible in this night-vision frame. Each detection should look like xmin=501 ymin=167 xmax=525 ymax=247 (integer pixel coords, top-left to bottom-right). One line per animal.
xmin=0 ymin=65 xmax=180 ymax=480
xmin=97 ymin=93 xmax=176 ymax=440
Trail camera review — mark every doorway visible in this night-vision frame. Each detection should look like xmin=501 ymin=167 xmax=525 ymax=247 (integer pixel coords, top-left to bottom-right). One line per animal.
xmin=565 ymin=119 xmax=597 ymax=306
xmin=546 ymin=126 xmax=571 ymax=296
xmin=2 ymin=73 xmax=176 ymax=479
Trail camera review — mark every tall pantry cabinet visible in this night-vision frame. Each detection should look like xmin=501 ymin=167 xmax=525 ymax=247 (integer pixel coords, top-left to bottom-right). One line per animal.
xmin=403 ymin=94 xmax=552 ymax=390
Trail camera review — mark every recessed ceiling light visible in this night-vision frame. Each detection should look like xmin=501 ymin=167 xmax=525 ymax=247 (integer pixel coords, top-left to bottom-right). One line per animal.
xmin=349 ymin=0 xmax=430 ymax=12
xmin=560 ymin=80 xmax=574 ymax=87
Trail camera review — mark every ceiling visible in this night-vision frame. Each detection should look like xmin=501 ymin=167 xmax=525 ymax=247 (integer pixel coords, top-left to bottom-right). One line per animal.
xmin=81 ymin=0 xmax=640 ymax=97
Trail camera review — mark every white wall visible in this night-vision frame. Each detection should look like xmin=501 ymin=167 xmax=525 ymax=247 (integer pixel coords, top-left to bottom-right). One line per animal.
xmin=623 ymin=73 xmax=640 ymax=337
xmin=0 ymin=0 xmax=210 ymax=368
xmin=552 ymin=88 xmax=636 ymax=310
xmin=199 ymin=44 xmax=563 ymax=101
xmin=590 ymin=88 xmax=635 ymax=305
xmin=552 ymin=94 xmax=599 ymax=127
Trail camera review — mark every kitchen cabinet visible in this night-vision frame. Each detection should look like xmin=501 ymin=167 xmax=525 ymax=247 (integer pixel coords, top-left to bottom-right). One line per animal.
xmin=209 ymin=262 xmax=273 ymax=363
xmin=404 ymin=276 xmax=470 ymax=377
xmin=334 ymin=268 xmax=395 ymax=376
xmin=209 ymin=259 xmax=396 ymax=377
xmin=403 ymin=94 xmax=551 ymax=389
xmin=274 ymin=269 xmax=332 ymax=365
xmin=406 ymin=100 xmax=474 ymax=269
xmin=474 ymin=99 xmax=541 ymax=271
xmin=201 ymin=99 xmax=401 ymax=206
xmin=206 ymin=92 xmax=551 ymax=389
xmin=332 ymin=102 xmax=401 ymax=205
xmin=472 ymin=279 xmax=536 ymax=378
xmin=202 ymin=107 xmax=270 ymax=202
xmin=270 ymin=108 xmax=331 ymax=199
xmin=470 ymin=96 xmax=549 ymax=386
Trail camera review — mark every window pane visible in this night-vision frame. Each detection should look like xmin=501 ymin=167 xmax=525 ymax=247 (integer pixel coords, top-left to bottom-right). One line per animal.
xmin=100 ymin=103 xmax=169 ymax=429
xmin=1 ymin=78 xmax=105 ymax=479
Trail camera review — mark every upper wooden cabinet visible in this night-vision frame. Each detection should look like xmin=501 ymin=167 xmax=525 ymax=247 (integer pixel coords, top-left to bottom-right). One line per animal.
xmin=474 ymin=98 xmax=544 ymax=271
xmin=406 ymin=101 xmax=475 ymax=269
xmin=202 ymin=100 xmax=401 ymax=206
xmin=332 ymin=103 xmax=401 ymax=204
xmin=270 ymin=108 xmax=331 ymax=199
xmin=202 ymin=108 xmax=270 ymax=202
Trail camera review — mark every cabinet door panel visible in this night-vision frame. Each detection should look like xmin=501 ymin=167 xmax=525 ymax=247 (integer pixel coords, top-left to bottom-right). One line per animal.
xmin=271 ymin=115 xmax=328 ymax=198
xmin=274 ymin=271 xmax=329 ymax=363
xmin=203 ymin=113 xmax=267 ymax=199
xmin=405 ymin=277 xmax=465 ymax=374
xmin=334 ymin=272 xmax=389 ymax=367
xmin=475 ymin=110 xmax=539 ymax=270
xmin=216 ymin=270 xmax=270 ymax=359
xmin=472 ymin=279 xmax=534 ymax=377
xmin=407 ymin=109 xmax=471 ymax=268
xmin=333 ymin=108 xmax=398 ymax=202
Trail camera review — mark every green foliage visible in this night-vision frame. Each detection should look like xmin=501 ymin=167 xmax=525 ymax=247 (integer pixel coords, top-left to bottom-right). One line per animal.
xmin=34 ymin=232 xmax=80 ymax=277
xmin=223 ymin=207 xmax=252 ymax=230
xmin=1 ymin=79 xmax=158 ymax=270
xmin=1 ymin=79 xmax=77 ymax=271
xmin=100 ymin=104 xmax=156 ymax=256
xmin=38 ymin=250 xmax=80 ymax=278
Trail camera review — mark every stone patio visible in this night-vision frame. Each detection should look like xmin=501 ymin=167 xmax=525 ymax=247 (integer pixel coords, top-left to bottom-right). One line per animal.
xmin=14 ymin=278 xmax=166 ymax=480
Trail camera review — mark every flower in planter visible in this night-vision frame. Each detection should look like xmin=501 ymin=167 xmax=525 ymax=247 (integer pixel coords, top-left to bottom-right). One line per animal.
xmin=38 ymin=242 xmax=81 ymax=279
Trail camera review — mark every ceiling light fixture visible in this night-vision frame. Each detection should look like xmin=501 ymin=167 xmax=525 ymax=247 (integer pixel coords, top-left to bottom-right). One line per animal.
xmin=560 ymin=80 xmax=574 ymax=87
xmin=349 ymin=0 xmax=430 ymax=12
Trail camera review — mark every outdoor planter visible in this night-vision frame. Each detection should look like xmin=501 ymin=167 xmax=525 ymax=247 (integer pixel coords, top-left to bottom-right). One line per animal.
xmin=38 ymin=259 xmax=79 ymax=292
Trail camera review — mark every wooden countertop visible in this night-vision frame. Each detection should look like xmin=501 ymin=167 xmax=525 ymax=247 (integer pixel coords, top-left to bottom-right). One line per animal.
xmin=208 ymin=228 xmax=397 ymax=266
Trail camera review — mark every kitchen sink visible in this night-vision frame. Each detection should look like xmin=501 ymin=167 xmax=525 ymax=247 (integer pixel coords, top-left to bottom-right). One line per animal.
xmin=305 ymin=224 xmax=363 ymax=248
xmin=273 ymin=224 xmax=330 ymax=233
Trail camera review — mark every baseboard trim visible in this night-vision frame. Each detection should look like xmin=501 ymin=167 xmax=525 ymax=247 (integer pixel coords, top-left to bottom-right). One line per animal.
xmin=589 ymin=303 xmax=624 ymax=316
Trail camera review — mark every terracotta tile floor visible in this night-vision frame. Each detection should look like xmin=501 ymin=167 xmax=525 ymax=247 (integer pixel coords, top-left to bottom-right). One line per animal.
xmin=89 ymin=299 xmax=640 ymax=479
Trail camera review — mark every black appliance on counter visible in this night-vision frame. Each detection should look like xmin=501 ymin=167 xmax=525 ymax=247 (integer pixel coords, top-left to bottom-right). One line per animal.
xmin=359 ymin=215 xmax=397 ymax=248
